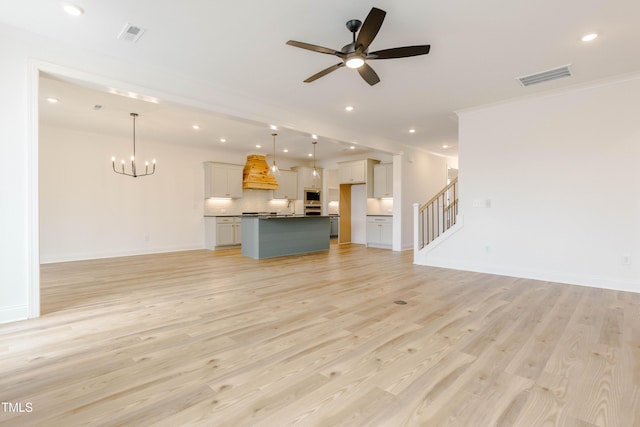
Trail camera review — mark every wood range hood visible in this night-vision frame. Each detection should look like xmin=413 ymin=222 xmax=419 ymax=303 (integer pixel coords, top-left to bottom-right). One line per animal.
xmin=242 ymin=154 xmax=279 ymax=190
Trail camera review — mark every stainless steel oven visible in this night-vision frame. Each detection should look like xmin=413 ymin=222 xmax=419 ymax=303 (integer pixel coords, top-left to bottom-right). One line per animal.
xmin=304 ymin=205 xmax=322 ymax=216
xmin=304 ymin=189 xmax=321 ymax=205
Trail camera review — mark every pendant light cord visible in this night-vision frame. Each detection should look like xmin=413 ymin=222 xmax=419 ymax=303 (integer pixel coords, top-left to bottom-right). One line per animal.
xmin=132 ymin=113 xmax=137 ymax=161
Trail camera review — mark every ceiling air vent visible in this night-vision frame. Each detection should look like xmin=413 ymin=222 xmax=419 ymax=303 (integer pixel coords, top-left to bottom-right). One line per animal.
xmin=118 ymin=23 xmax=146 ymax=43
xmin=516 ymin=65 xmax=572 ymax=87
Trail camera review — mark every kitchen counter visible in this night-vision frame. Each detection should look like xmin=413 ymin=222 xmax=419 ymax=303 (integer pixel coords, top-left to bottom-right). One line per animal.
xmin=241 ymin=214 xmax=307 ymax=218
xmin=241 ymin=215 xmax=330 ymax=259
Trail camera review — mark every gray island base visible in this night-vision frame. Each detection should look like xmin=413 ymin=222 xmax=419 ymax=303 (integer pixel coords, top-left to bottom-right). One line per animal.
xmin=241 ymin=216 xmax=330 ymax=259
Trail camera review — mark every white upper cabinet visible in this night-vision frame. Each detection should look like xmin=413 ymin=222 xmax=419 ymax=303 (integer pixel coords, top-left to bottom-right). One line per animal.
xmin=338 ymin=159 xmax=379 ymax=197
xmin=204 ymin=162 xmax=243 ymax=198
xmin=293 ymin=167 xmax=323 ymax=192
xmin=272 ymin=170 xmax=298 ymax=200
xmin=373 ymin=163 xmax=393 ymax=198
xmin=338 ymin=160 xmax=367 ymax=184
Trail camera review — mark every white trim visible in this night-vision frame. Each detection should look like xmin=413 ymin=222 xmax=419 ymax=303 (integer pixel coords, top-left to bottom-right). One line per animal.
xmin=27 ymin=60 xmax=40 ymax=319
xmin=0 ymin=305 xmax=29 ymax=325
xmin=419 ymin=215 xmax=464 ymax=255
xmin=413 ymin=213 xmax=465 ymax=264
xmin=39 ymin=245 xmax=204 ymax=264
xmin=392 ymin=154 xmax=402 ymax=251
xmin=414 ymin=258 xmax=640 ymax=294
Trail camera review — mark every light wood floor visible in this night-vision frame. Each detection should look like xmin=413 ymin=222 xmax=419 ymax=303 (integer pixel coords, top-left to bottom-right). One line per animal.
xmin=1 ymin=244 xmax=640 ymax=426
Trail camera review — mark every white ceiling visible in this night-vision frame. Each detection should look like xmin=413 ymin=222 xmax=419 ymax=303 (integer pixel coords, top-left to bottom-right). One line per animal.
xmin=38 ymin=74 xmax=377 ymax=163
xmin=3 ymin=0 xmax=640 ymax=161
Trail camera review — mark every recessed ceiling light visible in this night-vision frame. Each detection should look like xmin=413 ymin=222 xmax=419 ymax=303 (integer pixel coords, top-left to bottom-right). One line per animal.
xmin=192 ymin=124 xmax=200 ymax=130
xmin=409 ymin=128 xmax=416 ymax=133
xmin=46 ymin=97 xmax=59 ymax=103
xmin=442 ymin=145 xmax=449 ymax=149
xmin=581 ymin=33 xmax=598 ymax=42
xmin=270 ymin=125 xmax=278 ymax=130
xmin=62 ymin=3 xmax=84 ymax=16
xmin=256 ymin=144 xmax=262 ymax=149
xmin=220 ymin=138 xmax=227 ymax=143
xmin=283 ymin=149 xmax=289 ymax=153
xmin=349 ymin=146 xmax=356 ymax=150
xmin=345 ymin=105 xmax=354 ymax=112
xmin=311 ymin=134 xmax=318 ymax=139
xmin=308 ymin=153 xmax=313 ymax=157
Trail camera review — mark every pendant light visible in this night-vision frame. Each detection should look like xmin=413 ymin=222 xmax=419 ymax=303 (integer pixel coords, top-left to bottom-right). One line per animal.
xmin=312 ymin=140 xmax=319 ymax=179
xmin=111 ymin=113 xmax=156 ymax=178
xmin=270 ymin=133 xmax=280 ymax=176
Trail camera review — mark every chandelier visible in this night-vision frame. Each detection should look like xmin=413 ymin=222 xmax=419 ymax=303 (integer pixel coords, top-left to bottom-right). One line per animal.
xmin=111 ymin=112 xmax=156 ymax=178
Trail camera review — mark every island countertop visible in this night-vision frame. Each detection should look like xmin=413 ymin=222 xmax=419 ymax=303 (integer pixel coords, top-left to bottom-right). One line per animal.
xmin=244 ymin=214 xmax=330 ymax=219
xmin=241 ymin=215 xmax=330 ymax=259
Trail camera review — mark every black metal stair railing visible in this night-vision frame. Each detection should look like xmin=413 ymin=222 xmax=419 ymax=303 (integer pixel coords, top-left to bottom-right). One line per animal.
xmin=418 ymin=177 xmax=458 ymax=250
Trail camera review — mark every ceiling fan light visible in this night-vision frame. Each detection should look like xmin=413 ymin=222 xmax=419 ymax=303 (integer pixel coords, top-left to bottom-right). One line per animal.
xmin=346 ymin=56 xmax=365 ymax=69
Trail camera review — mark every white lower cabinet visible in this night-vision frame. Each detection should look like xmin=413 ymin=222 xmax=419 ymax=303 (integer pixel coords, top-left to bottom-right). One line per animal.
xmin=330 ymin=216 xmax=339 ymax=237
xmin=366 ymin=216 xmax=392 ymax=249
xmin=205 ymin=217 xmax=242 ymax=249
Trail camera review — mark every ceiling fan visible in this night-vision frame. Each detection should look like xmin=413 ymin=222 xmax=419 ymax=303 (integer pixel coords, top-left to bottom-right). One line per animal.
xmin=286 ymin=7 xmax=431 ymax=86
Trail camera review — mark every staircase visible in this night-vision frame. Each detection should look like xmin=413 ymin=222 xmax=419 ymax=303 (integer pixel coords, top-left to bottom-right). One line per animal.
xmin=414 ymin=177 xmax=459 ymax=251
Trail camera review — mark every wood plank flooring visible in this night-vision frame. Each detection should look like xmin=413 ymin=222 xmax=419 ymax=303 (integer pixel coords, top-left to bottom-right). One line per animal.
xmin=1 ymin=244 xmax=639 ymax=426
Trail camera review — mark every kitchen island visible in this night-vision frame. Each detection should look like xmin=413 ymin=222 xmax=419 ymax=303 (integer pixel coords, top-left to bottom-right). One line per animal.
xmin=241 ymin=215 xmax=330 ymax=259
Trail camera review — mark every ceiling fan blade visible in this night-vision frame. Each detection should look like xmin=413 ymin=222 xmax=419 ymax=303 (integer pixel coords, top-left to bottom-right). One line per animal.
xmin=367 ymin=45 xmax=431 ymax=60
xmin=304 ymin=62 xmax=345 ymax=83
xmin=286 ymin=40 xmax=343 ymax=56
xmin=357 ymin=63 xmax=380 ymax=86
xmin=356 ymin=7 xmax=386 ymax=51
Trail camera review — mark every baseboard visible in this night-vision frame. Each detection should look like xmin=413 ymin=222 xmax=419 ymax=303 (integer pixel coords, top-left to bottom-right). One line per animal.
xmin=40 ymin=244 xmax=203 ymax=264
xmin=0 ymin=304 xmax=29 ymax=324
xmin=417 ymin=258 xmax=640 ymax=294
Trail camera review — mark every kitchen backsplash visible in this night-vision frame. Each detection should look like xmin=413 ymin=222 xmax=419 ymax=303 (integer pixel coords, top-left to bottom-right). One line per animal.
xmin=205 ymin=190 xmax=392 ymax=216
xmin=204 ymin=189 xmax=292 ymax=215
xmin=367 ymin=198 xmax=394 ymax=215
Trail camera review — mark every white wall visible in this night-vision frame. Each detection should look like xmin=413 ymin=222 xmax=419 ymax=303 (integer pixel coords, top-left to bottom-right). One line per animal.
xmin=0 ymin=25 xmax=32 ymax=322
xmin=39 ymin=125 xmax=234 ymax=262
xmin=398 ymin=149 xmax=450 ymax=250
xmin=420 ymin=74 xmax=640 ymax=291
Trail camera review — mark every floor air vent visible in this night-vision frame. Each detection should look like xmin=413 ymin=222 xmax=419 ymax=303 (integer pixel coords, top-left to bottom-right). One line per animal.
xmin=118 ymin=24 xmax=146 ymax=43
xmin=517 ymin=65 xmax=572 ymax=87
